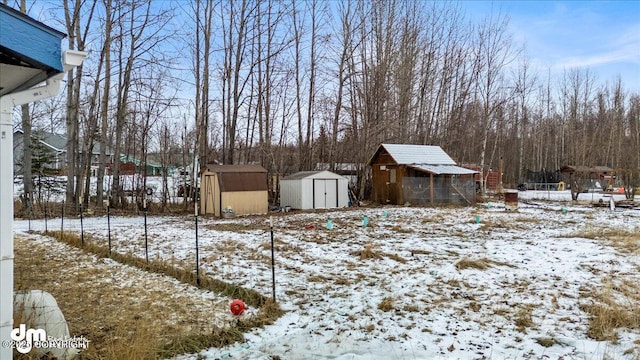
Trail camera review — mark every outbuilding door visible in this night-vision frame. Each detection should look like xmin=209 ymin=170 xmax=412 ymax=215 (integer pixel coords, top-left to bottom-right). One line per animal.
xmin=202 ymin=174 xmax=217 ymax=215
xmin=313 ymin=179 xmax=338 ymax=209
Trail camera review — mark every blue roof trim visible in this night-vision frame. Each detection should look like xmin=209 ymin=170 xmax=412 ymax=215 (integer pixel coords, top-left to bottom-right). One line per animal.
xmin=0 ymin=4 xmax=66 ymax=72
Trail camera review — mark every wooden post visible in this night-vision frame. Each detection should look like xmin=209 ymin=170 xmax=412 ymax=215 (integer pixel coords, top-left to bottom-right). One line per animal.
xmin=498 ymin=157 xmax=504 ymax=193
xmin=430 ymin=173 xmax=434 ymax=205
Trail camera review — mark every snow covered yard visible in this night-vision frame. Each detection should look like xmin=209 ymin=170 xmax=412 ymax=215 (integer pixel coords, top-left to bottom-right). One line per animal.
xmin=13 ymin=193 xmax=640 ymax=359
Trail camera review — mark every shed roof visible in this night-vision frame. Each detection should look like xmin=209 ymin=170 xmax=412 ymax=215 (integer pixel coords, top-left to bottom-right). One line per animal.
xmin=203 ymin=164 xmax=267 ymax=173
xmin=202 ymin=164 xmax=268 ymax=192
xmin=409 ymin=164 xmax=478 ymax=175
xmin=369 ymin=144 xmax=456 ymax=165
xmin=560 ymin=165 xmax=613 ymax=173
xmin=282 ymin=170 xmax=347 ymax=180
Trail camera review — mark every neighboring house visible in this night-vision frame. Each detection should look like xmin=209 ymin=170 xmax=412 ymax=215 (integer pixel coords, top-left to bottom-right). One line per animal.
xmin=560 ymin=165 xmax=613 ymax=191
xmin=368 ymin=143 xmax=478 ymax=206
xmin=13 ymin=130 xmax=114 ymax=175
xmin=200 ymin=164 xmax=269 ymax=217
xmin=119 ymin=155 xmax=164 ymax=176
xmin=280 ymin=170 xmax=350 ymax=210
xmin=13 ymin=130 xmax=66 ymax=174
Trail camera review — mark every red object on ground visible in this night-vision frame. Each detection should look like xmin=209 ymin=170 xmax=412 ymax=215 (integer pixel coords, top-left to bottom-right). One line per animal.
xmin=304 ymin=225 xmax=315 ymax=230
xmin=230 ymin=299 xmax=245 ymax=316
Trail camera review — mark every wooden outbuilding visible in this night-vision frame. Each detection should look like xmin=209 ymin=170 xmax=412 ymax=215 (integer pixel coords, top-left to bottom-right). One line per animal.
xmin=280 ymin=171 xmax=349 ymax=210
xmin=368 ymin=144 xmax=478 ymax=205
xmin=200 ymin=164 xmax=268 ymax=216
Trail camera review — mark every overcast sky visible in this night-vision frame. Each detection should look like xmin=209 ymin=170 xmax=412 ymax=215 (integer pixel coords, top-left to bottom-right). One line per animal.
xmin=462 ymin=0 xmax=640 ymax=92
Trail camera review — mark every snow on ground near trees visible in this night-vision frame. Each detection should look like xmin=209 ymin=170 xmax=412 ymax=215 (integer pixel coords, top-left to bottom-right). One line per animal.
xmin=13 ymin=191 xmax=640 ymax=359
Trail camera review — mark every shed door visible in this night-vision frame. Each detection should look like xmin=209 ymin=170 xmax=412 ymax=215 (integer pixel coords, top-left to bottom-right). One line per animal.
xmin=203 ymin=174 xmax=216 ymax=214
xmin=313 ymin=179 xmax=338 ymax=209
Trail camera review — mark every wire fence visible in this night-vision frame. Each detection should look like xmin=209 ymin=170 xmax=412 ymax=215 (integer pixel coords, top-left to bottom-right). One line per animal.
xmin=14 ymin=200 xmax=278 ymax=302
xmin=402 ymin=175 xmax=476 ymax=205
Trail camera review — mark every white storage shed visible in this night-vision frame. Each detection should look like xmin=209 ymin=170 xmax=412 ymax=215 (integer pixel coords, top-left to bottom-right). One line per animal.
xmin=280 ymin=171 xmax=349 ymax=210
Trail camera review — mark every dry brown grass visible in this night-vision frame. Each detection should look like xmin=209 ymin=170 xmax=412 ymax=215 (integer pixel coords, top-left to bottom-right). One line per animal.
xmin=469 ymin=302 xmax=482 ymax=312
xmin=351 ymin=244 xmax=407 ymax=263
xmin=403 ymin=304 xmax=420 ymax=313
xmin=563 ymin=226 xmax=640 ymax=254
xmin=514 ymin=306 xmax=535 ymax=332
xmin=20 ymin=231 xmax=284 ymax=359
xmin=535 ymin=337 xmax=556 ymax=347
xmin=421 ymin=213 xmax=446 ymax=223
xmin=353 ymin=244 xmax=383 ymax=261
xmin=378 ymin=297 xmax=395 ymax=312
xmin=477 ymin=216 xmax=541 ymax=231
xmin=14 ymin=236 xmax=172 ymax=359
xmin=455 ymin=257 xmax=515 ymax=270
xmin=580 ymin=282 xmax=640 ymax=342
xmin=389 ymin=225 xmax=414 ymax=233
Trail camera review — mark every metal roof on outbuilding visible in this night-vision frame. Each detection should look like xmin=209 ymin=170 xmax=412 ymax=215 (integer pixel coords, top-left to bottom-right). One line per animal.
xmin=368 ymin=144 xmax=456 ymax=165
xmin=282 ymin=170 xmax=347 ymax=180
xmin=409 ymin=164 xmax=478 ymax=175
xmin=203 ymin=164 xmax=267 ymax=173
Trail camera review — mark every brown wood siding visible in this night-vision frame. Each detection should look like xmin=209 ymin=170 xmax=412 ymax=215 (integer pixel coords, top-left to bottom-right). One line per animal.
xmin=370 ymin=147 xmax=406 ymax=205
xmin=371 ymin=165 xmax=388 ymax=203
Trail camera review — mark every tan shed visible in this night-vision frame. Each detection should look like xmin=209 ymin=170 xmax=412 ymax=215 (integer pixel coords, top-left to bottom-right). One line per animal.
xmin=200 ymin=164 xmax=268 ymax=217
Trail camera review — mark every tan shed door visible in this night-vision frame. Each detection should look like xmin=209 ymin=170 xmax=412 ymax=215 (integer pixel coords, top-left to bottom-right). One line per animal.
xmin=204 ymin=174 xmax=216 ymax=214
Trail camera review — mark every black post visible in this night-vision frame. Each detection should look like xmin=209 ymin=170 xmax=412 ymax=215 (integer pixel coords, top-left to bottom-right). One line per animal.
xmin=79 ymin=201 xmax=84 ymax=247
xmin=107 ymin=199 xmax=112 ymax=256
xmin=61 ymin=200 xmax=64 ymax=238
xmin=44 ymin=202 xmax=48 ymax=233
xmin=270 ymin=216 xmax=276 ymax=302
xmin=195 ymin=211 xmax=200 ymax=285
xmin=193 ymin=155 xmax=200 ymax=286
xmin=27 ymin=194 xmax=31 ymax=232
xmin=144 ymin=199 xmax=148 ymax=263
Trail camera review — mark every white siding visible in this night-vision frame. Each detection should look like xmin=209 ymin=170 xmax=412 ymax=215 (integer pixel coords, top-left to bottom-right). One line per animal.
xmin=300 ymin=178 xmax=314 ymax=209
xmin=280 ymin=179 xmax=303 ymax=209
xmin=280 ymin=171 xmax=349 ymax=210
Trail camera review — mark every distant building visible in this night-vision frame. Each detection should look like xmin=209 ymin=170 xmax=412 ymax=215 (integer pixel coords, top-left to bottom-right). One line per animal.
xmin=119 ymin=155 xmax=165 ymax=176
xmin=368 ymin=143 xmax=478 ymax=206
xmin=200 ymin=164 xmax=269 ymax=217
xmin=13 ymin=130 xmax=113 ymax=175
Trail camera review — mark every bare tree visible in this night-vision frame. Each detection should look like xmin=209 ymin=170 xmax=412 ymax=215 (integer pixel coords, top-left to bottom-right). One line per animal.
xmin=472 ymin=10 xmax=515 ymax=194
xmin=96 ymin=0 xmax=114 ymax=206
xmin=109 ymin=0 xmax=173 ymax=207
xmin=513 ymin=50 xmax=537 ymax=183
xmin=63 ymin=0 xmax=96 ymax=211
xmin=191 ymin=0 xmax=214 ymax=167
